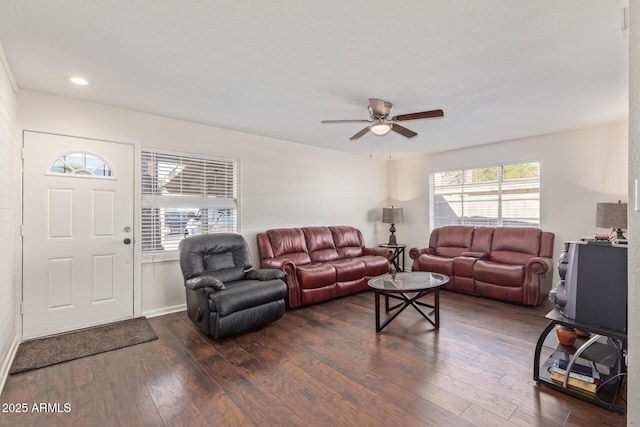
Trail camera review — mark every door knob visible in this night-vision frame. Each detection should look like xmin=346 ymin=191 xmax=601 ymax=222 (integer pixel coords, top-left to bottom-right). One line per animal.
xmin=123 ymin=238 xmax=132 ymax=245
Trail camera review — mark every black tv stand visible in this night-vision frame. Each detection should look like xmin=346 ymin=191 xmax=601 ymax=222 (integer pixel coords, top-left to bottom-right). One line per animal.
xmin=533 ymin=308 xmax=626 ymax=414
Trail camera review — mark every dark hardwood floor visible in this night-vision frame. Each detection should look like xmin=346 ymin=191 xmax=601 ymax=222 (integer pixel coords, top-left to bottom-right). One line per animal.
xmin=1 ymin=291 xmax=627 ymax=426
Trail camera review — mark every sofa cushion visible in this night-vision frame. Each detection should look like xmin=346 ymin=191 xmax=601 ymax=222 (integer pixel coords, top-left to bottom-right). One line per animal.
xmin=453 ymin=256 xmax=476 ymax=278
xmin=328 ymin=259 xmax=366 ymax=281
xmin=303 ymin=227 xmax=340 ymax=262
xmin=432 ymin=226 xmax=474 ymax=257
xmin=266 ymin=228 xmax=311 ymax=265
xmin=470 ymin=227 xmax=494 ymax=253
xmin=331 ymin=226 xmax=365 ymax=258
xmin=296 ymin=263 xmax=336 ymax=289
xmin=417 ymin=255 xmax=454 ymax=276
xmin=490 ymin=227 xmax=541 ymax=265
xmin=474 ymin=260 xmax=524 ymax=287
xmin=356 ymin=255 xmax=390 ymax=277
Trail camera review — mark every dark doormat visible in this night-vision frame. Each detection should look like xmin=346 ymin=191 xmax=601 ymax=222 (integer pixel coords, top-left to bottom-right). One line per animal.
xmin=10 ymin=317 xmax=158 ymax=374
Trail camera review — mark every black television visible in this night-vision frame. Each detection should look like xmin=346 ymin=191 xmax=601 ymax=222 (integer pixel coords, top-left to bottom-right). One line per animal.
xmin=550 ymin=240 xmax=627 ymax=333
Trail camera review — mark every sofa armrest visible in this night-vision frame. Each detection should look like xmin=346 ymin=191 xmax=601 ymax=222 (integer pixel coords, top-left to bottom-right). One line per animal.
xmin=261 ymin=258 xmax=286 ymax=270
xmin=259 ymin=259 xmax=301 ymax=308
xmin=525 ymin=257 xmax=552 ymax=275
xmin=279 ymin=260 xmax=303 ymax=308
xmin=185 ymin=275 xmax=225 ymax=291
xmin=523 ymin=257 xmax=553 ymax=306
xmin=409 ymin=247 xmax=430 ymax=260
xmin=246 ymin=268 xmax=285 ymax=281
xmin=409 ymin=247 xmax=431 ymax=272
xmin=461 ymin=251 xmax=489 ymax=260
xmin=363 ymin=246 xmax=393 ymax=259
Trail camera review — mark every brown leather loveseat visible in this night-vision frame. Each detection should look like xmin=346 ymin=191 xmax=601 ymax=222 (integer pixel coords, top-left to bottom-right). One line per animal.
xmin=257 ymin=226 xmax=393 ymax=308
xmin=409 ymin=226 xmax=554 ymax=306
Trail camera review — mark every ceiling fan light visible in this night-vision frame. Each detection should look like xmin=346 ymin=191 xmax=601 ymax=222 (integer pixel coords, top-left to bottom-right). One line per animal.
xmin=370 ymin=122 xmax=392 ymax=136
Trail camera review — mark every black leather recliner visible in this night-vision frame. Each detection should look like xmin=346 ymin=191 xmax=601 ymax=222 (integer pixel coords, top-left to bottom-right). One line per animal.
xmin=178 ymin=233 xmax=287 ymax=339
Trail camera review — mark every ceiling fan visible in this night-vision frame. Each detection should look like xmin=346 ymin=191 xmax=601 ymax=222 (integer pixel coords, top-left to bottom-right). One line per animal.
xmin=321 ymin=98 xmax=444 ymax=140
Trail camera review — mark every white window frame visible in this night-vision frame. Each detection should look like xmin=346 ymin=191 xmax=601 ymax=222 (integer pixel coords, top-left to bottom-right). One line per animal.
xmin=430 ymin=161 xmax=540 ymax=229
xmin=141 ymin=147 xmax=239 ymax=260
xmin=48 ymin=151 xmax=114 ymax=178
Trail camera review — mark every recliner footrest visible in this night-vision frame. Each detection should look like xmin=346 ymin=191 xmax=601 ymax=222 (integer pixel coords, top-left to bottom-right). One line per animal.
xmin=210 ymin=300 xmax=285 ymax=339
xmin=209 ymin=279 xmax=287 ymax=317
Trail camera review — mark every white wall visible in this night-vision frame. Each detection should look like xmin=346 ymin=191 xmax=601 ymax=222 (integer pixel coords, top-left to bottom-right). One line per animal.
xmin=628 ymin=2 xmax=639 ymax=424
xmin=388 ymin=123 xmax=628 ymax=286
xmin=17 ymin=90 xmax=390 ymax=316
xmin=0 ymin=44 xmax=19 ymax=391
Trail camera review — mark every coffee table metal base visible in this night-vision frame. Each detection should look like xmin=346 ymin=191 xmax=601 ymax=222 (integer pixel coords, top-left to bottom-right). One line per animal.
xmin=374 ymin=288 xmax=440 ymax=332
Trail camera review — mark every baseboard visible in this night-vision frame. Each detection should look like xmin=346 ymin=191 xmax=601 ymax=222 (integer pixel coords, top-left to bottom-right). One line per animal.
xmin=142 ymin=303 xmax=186 ymax=318
xmin=0 ymin=335 xmax=20 ymax=395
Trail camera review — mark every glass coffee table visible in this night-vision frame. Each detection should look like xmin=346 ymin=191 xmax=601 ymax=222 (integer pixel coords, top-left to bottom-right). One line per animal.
xmin=367 ymin=272 xmax=449 ymax=332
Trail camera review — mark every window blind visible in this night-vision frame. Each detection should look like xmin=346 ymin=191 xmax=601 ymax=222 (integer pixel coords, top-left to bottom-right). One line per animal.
xmin=141 ymin=149 xmax=238 ymax=257
xmin=430 ymin=162 xmax=540 ymax=228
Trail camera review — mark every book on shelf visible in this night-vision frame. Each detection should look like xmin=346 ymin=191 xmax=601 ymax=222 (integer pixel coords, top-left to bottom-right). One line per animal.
xmin=552 ymin=359 xmax=600 ymax=383
xmin=550 ymin=371 xmax=597 ymax=397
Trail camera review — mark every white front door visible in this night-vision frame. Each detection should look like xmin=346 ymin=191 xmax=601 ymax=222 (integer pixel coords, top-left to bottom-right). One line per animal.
xmin=22 ymin=131 xmax=135 ymax=339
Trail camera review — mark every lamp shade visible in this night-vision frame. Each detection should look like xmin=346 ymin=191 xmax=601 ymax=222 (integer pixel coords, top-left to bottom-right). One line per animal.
xmin=595 ymin=201 xmax=627 ymax=229
xmin=382 ymin=206 xmax=404 ymax=224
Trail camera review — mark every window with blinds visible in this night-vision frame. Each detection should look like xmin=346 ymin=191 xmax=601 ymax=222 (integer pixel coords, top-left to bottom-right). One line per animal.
xmin=430 ymin=162 xmax=540 ymax=228
xmin=141 ymin=148 xmax=238 ymax=258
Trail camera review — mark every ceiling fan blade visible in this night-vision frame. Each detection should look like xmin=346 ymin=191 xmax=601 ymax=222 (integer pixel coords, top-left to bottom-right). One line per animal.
xmin=392 ymin=109 xmax=444 ymax=121
xmin=321 ymin=119 xmax=370 ymax=124
xmin=368 ymin=98 xmax=387 ymax=116
xmin=349 ymin=127 xmax=371 ymax=140
xmin=390 ymin=124 xmax=418 ymax=139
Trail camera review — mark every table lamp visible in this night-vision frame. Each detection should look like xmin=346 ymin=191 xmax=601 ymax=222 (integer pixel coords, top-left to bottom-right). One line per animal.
xmin=382 ymin=206 xmax=403 ymax=245
xmin=595 ymin=200 xmax=627 ymax=241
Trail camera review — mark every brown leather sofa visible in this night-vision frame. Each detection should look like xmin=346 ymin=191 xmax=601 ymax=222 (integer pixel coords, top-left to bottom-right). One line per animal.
xmin=409 ymin=226 xmax=554 ymax=306
xmin=257 ymin=226 xmax=393 ymax=308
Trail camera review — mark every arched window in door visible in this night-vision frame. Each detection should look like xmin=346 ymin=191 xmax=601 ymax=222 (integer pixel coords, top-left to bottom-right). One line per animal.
xmin=49 ymin=152 xmax=113 ymax=177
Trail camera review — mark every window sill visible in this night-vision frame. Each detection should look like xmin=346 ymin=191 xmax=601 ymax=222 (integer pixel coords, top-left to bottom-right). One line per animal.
xmin=141 ymin=254 xmax=179 ymax=264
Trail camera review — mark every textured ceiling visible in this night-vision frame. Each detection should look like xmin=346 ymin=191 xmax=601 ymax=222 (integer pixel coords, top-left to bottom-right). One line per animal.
xmin=0 ymin=1 xmax=629 ymax=158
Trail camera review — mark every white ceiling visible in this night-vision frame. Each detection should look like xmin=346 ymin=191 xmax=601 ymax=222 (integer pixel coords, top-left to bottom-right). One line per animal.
xmin=0 ymin=1 xmax=629 ymax=158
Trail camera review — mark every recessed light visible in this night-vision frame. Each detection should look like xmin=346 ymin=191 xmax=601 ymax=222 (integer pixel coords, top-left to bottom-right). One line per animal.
xmin=69 ymin=76 xmax=89 ymax=86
